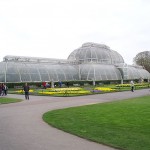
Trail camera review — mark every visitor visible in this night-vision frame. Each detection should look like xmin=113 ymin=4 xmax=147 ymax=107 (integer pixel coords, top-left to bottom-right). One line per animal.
xmin=3 ymin=84 xmax=8 ymax=96
xmin=1 ymin=83 xmax=5 ymax=96
xmin=59 ymin=81 xmax=62 ymax=88
xmin=23 ymin=83 xmax=30 ymax=100
xmin=130 ymin=80 xmax=134 ymax=92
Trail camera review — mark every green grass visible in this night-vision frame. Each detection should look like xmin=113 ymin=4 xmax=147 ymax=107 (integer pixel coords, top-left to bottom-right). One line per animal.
xmin=43 ymin=95 xmax=150 ymax=150
xmin=0 ymin=97 xmax=22 ymax=104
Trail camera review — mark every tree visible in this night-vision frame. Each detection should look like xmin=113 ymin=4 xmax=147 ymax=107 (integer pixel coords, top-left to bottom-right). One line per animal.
xmin=133 ymin=51 xmax=150 ymax=73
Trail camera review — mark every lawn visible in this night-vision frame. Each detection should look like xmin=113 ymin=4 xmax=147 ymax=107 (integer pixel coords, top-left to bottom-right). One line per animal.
xmin=43 ymin=95 xmax=150 ymax=150
xmin=0 ymin=97 xmax=22 ymax=104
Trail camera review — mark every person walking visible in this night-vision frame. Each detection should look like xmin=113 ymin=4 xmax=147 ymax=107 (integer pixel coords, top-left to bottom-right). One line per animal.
xmin=23 ymin=83 xmax=30 ymax=100
xmin=1 ymin=83 xmax=7 ymax=96
xmin=130 ymin=80 xmax=134 ymax=92
xmin=59 ymin=81 xmax=62 ymax=88
xmin=3 ymin=84 xmax=8 ymax=96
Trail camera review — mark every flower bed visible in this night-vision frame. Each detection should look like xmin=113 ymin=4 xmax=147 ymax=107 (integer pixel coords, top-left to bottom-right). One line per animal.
xmin=39 ymin=90 xmax=91 ymax=95
xmin=46 ymin=87 xmax=82 ymax=92
xmin=94 ymin=87 xmax=116 ymax=92
xmin=14 ymin=87 xmax=91 ymax=96
xmin=116 ymin=83 xmax=149 ymax=88
xmin=15 ymin=89 xmax=34 ymax=94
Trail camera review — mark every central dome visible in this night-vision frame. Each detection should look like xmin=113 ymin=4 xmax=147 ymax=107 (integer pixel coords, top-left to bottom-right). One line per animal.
xmin=68 ymin=42 xmax=124 ymax=64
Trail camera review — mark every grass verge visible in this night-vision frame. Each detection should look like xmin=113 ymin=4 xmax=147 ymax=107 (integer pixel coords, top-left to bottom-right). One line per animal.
xmin=43 ymin=95 xmax=150 ymax=150
xmin=0 ymin=97 xmax=22 ymax=104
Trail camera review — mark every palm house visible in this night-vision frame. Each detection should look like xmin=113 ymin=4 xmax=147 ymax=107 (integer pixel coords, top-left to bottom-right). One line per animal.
xmin=0 ymin=42 xmax=150 ymax=83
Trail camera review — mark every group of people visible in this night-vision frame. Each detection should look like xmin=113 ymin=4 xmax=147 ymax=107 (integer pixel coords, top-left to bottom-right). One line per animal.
xmin=0 ymin=83 xmax=8 ymax=96
xmin=0 ymin=83 xmax=30 ymax=99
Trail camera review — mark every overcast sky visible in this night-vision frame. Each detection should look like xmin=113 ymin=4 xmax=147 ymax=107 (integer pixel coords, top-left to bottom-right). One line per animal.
xmin=0 ymin=0 xmax=150 ymax=64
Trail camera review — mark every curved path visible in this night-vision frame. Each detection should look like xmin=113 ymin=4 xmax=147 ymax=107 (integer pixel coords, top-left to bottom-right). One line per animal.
xmin=0 ymin=89 xmax=149 ymax=150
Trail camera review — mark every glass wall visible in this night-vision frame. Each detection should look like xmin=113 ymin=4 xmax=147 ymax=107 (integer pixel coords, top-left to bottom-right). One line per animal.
xmin=79 ymin=64 xmax=122 ymax=81
xmin=0 ymin=43 xmax=150 ymax=83
xmin=68 ymin=42 xmax=124 ymax=64
xmin=0 ymin=62 xmax=79 ymax=83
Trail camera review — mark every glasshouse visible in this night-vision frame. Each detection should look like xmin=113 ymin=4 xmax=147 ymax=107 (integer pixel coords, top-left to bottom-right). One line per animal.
xmin=0 ymin=42 xmax=150 ymax=83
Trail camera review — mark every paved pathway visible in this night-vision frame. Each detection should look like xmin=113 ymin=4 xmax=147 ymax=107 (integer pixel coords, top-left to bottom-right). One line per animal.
xmin=0 ymin=89 xmax=149 ymax=150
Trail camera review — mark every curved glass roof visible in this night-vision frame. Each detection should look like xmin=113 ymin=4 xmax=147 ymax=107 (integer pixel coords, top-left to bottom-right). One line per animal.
xmin=0 ymin=61 xmax=79 ymax=83
xmin=68 ymin=42 xmax=124 ymax=64
xmin=0 ymin=43 xmax=150 ymax=83
xmin=117 ymin=65 xmax=150 ymax=80
xmin=79 ymin=64 xmax=122 ymax=81
xmin=126 ymin=66 xmax=150 ymax=80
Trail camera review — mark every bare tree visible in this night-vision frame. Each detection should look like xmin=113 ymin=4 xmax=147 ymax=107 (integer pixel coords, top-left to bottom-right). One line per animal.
xmin=133 ymin=51 xmax=150 ymax=73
